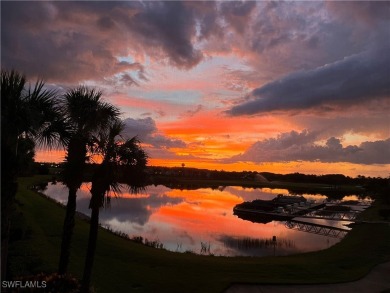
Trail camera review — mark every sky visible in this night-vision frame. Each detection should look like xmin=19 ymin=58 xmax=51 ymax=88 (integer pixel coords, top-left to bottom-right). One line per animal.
xmin=2 ymin=1 xmax=389 ymax=177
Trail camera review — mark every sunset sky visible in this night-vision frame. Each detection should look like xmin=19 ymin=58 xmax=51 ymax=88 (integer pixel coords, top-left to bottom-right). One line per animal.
xmin=2 ymin=1 xmax=389 ymax=177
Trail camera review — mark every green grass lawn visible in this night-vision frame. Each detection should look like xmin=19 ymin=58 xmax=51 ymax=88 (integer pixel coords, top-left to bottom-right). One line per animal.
xmin=8 ymin=176 xmax=390 ymax=293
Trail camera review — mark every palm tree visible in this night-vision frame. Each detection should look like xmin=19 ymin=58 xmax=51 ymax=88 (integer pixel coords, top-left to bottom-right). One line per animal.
xmin=58 ymin=87 xmax=120 ymax=274
xmin=1 ymin=69 xmax=67 ymax=279
xmin=80 ymin=120 xmax=148 ymax=293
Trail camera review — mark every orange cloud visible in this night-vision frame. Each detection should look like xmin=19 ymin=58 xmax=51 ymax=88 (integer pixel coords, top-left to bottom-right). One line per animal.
xmin=159 ymin=110 xmax=290 ymax=138
xmin=155 ymin=110 xmax=294 ymax=160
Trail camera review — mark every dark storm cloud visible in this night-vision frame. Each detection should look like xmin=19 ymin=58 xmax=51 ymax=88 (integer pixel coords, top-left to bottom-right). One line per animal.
xmin=227 ymin=131 xmax=390 ymax=165
xmin=1 ymin=1 xmax=205 ymax=82
xmin=1 ymin=1 xmax=353 ymax=86
xmin=249 ymin=1 xmax=313 ymax=54
xmin=125 ymin=1 xmax=203 ymax=69
xmin=326 ymin=1 xmax=390 ymax=27
xmin=187 ymin=1 xmax=221 ymax=40
xmin=122 ymin=117 xmax=186 ymax=149
xmin=1 ymin=1 xmax=143 ymax=82
xmin=227 ymin=1 xmax=390 ymax=116
xmin=220 ymin=1 xmax=257 ymax=34
xmin=228 ymin=48 xmax=390 ymax=115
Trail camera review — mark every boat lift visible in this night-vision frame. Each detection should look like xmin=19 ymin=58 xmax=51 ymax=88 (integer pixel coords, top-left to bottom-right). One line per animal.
xmin=284 ymin=219 xmax=349 ymax=239
xmin=289 ymin=207 xmax=359 ymax=221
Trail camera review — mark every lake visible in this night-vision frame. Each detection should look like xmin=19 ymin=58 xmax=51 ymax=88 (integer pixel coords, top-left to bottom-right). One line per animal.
xmin=42 ymin=183 xmax=365 ymax=257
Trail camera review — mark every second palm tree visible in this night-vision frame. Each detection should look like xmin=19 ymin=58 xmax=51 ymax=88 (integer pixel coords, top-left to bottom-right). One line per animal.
xmin=58 ymin=87 xmax=120 ymax=274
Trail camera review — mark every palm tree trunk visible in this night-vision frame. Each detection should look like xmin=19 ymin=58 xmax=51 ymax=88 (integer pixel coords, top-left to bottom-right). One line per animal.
xmin=58 ymin=187 xmax=77 ymax=274
xmin=81 ymin=205 xmax=100 ymax=293
xmin=1 ymin=145 xmax=18 ymax=280
xmin=1 ymin=180 xmax=17 ymax=281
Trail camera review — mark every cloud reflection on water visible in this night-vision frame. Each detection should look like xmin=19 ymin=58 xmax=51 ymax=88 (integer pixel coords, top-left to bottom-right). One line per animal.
xmin=43 ymin=183 xmax=349 ymax=256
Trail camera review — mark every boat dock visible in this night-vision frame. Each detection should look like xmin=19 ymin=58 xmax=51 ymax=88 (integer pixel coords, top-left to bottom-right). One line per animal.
xmin=233 ymin=194 xmax=369 ymax=224
xmin=234 ymin=202 xmax=326 ymax=221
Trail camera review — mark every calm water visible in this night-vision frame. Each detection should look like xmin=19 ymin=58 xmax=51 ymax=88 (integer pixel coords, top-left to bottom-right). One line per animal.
xmin=42 ymin=183 xmax=363 ymax=257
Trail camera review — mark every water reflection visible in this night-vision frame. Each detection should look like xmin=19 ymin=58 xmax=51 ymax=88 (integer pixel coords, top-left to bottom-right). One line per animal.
xmin=220 ymin=235 xmax=295 ymax=257
xmin=42 ymin=183 xmax=358 ymax=257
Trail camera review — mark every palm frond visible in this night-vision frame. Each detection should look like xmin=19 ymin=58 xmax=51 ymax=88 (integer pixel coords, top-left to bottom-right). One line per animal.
xmin=108 ymin=120 xmax=125 ymax=141
xmin=2 ymin=70 xmax=70 ymax=151
xmin=88 ymin=119 xmax=149 ymax=208
xmin=97 ymin=100 xmax=121 ymax=122
xmin=62 ymin=86 xmax=102 ymax=131
xmin=117 ymin=136 xmax=148 ymax=167
xmin=1 ymin=70 xmax=27 ymax=139
xmin=1 ymin=69 xmax=26 ymax=99
xmin=24 ymin=81 xmax=72 ymax=148
xmin=61 ymin=85 xmax=120 ymax=145
xmin=108 ymin=181 xmax=123 ymax=198
xmin=35 ymin=115 xmax=72 ymax=149
xmin=127 ymin=184 xmax=147 ymax=195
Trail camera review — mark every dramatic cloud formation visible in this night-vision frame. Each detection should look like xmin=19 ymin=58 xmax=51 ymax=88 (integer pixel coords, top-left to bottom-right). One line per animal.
xmin=2 ymin=1 xmax=389 ymax=176
xmin=1 ymin=1 xmax=205 ymax=82
xmin=228 ymin=1 xmax=390 ymax=116
xmin=228 ymin=48 xmax=390 ymax=115
xmin=228 ymin=131 xmax=390 ymax=165
xmin=126 ymin=1 xmax=204 ymax=69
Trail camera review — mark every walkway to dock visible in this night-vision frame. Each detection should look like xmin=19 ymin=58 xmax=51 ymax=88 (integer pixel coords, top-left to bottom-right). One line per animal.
xmin=224 ymin=261 xmax=390 ymax=293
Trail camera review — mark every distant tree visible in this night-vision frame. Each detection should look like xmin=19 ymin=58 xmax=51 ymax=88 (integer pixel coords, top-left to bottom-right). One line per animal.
xmin=80 ymin=120 xmax=148 ymax=293
xmin=1 ymin=69 xmax=67 ymax=279
xmin=58 ymin=86 xmax=120 ymax=274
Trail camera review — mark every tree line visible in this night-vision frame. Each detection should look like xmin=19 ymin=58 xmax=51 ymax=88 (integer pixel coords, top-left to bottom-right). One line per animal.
xmin=1 ymin=69 xmax=148 ymax=292
xmin=149 ymin=166 xmax=389 ymax=187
